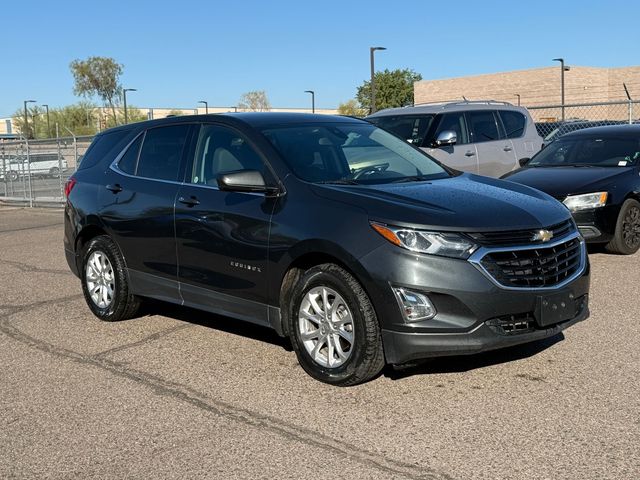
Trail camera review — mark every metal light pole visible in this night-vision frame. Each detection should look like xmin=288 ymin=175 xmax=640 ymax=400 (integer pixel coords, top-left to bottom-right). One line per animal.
xmin=23 ymin=99 xmax=36 ymax=138
xmin=515 ymin=94 xmax=521 ymax=106
xmin=369 ymin=46 xmax=386 ymax=114
xmin=304 ymin=90 xmax=315 ymax=113
xmin=123 ymin=88 xmax=137 ymax=124
xmin=198 ymin=100 xmax=209 ymax=114
xmin=552 ymin=58 xmax=570 ymax=121
xmin=42 ymin=104 xmax=51 ymax=138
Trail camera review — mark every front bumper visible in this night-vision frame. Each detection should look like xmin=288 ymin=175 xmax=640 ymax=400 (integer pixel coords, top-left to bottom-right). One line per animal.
xmin=358 ymin=235 xmax=590 ymax=365
xmin=572 ymin=204 xmax=620 ymax=243
xmin=382 ymin=296 xmax=588 ymax=364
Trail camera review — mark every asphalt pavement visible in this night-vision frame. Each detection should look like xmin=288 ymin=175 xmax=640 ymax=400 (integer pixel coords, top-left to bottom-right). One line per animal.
xmin=0 ymin=207 xmax=638 ymax=479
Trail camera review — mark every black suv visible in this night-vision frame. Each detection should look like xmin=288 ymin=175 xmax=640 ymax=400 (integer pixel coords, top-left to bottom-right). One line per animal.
xmin=64 ymin=113 xmax=590 ymax=385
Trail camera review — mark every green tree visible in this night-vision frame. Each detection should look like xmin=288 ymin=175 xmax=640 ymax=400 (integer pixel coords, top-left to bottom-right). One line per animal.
xmin=70 ymin=56 xmax=123 ymax=125
xmin=337 ymin=99 xmax=367 ymax=117
xmin=356 ymin=68 xmax=422 ymax=112
xmin=238 ymin=90 xmax=271 ymax=112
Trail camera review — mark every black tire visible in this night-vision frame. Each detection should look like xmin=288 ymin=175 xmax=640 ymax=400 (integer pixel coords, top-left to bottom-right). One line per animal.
xmin=287 ymin=263 xmax=384 ymax=386
xmin=8 ymin=170 xmax=18 ymax=182
xmin=49 ymin=167 xmax=60 ymax=177
xmin=605 ymin=199 xmax=640 ymax=255
xmin=81 ymin=235 xmax=142 ymax=321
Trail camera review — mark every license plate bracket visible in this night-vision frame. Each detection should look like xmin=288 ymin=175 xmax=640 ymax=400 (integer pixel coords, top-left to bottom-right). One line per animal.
xmin=535 ymin=291 xmax=576 ymax=327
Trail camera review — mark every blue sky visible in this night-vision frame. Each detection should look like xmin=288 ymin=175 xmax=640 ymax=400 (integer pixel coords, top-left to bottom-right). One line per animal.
xmin=1 ymin=0 xmax=638 ymax=116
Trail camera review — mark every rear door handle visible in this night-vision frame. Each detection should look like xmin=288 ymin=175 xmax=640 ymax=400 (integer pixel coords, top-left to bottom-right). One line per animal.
xmin=503 ymin=146 xmax=513 ymax=152
xmin=178 ymin=196 xmax=200 ymax=207
xmin=465 ymin=151 xmax=476 ymax=157
xmin=106 ymin=184 xmax=122 ymax=193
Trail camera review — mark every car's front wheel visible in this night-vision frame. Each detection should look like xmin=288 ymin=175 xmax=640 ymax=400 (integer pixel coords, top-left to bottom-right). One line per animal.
xmin=287 ymin=263 xmax=384 ymax=386
xmin=606 ymin=199 xmax=640 ymax=255
xmin=81 ymin=235 xmax=142 ymax=321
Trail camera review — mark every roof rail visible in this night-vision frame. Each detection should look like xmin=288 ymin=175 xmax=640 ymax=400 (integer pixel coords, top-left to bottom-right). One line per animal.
xmin=411 ymin=99 xmax=515 ymax=108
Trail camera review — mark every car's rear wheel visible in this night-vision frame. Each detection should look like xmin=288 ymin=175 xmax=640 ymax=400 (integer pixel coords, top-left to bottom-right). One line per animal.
xmin=81 ymin=235 xmax=142 ymax=321
xmin=7 ymin=170 xmax=18 ymax=181
xmin=606 ymin=199 xmax=640 ymax=255
xmin=49 ymin=166 xmax=60 ymax=177
xmin=287 ymin=263 xmax=384 ymax=386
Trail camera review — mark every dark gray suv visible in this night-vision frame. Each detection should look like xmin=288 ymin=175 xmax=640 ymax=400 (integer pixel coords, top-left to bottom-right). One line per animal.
xmin=64 ymin=113 xmax=589 ymax=385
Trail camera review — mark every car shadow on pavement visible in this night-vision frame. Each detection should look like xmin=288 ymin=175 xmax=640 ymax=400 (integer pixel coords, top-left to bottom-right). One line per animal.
xmin=141 ymin=299 xmax=293 ymax=351
xmin=383 ymin=333 xmax=565 ymax=381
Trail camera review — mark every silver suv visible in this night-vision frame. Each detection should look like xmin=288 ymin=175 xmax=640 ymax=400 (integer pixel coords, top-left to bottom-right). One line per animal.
xmin=368 ymin=100 xmax=543 ymax=178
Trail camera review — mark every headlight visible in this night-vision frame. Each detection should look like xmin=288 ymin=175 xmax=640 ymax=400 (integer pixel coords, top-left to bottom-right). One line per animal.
xmin=371 ymin=222 xmax=478 ymax=259
xmin=563 ymin=192 xmax=608 ymax=212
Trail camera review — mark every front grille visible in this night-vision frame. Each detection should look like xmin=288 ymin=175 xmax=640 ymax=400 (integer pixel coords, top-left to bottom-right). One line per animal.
xmin=468 ymin=219 xmax=575 ymax=247
xmin=480 ymin=237 xmax=582 ymax=288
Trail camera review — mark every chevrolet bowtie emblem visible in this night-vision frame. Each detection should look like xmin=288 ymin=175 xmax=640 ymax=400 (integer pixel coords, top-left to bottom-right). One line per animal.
xmin=532 ymin=229 xmax=553 ymax=242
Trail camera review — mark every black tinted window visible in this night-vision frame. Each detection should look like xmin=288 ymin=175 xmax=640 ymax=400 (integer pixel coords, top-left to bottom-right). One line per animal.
xmin=118 ymin=135 xmax=143 ymax=175
xmin=468 ymin=111 xmax=501 ymax=143
xmin=499 ymin=111 xmax=526 ymax=139
xmin=433 ymin=113 xmax=469 ymax=145
xmin=368 ymin=115 xmax=434 ymax=146
xmin=137 ymin=125 xmax=189 ymax=181
xmin=77 ymin=130 xmax=129 ymax=170
xmin=191 ymin=125 xmax=265 ymax=185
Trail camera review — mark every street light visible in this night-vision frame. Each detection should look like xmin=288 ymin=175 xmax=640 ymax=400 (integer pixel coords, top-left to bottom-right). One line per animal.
xmin=514 ymin=94 xmax=521 ymax=106
xmin=123 ymin=88 xmax=137 ymax=124
xmin=369 ymin=46 xmax=386 ymax=114
xmin=23 ymin=99 xmax=36 ymax=138
xmin=304 ymin=90 xmax=315 ymax=113
xmin=552 ymin=58 xmax=570 ymax=121
xmin=198 ymin=100 xmax=209 ymax=114
xmin=42 ymin=104 xmax=51 ymax=138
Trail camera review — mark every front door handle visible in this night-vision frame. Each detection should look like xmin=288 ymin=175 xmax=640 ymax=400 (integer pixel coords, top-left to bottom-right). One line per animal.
xmin=465 ymin=151 xmax=476 ymax=157
xmin=178 ymin=196 xmax=200 ymax=207
xmin=503 ymin=146 xmax=513 ymax=152
xmin=106 ymin=184 xmax=122 ymax=193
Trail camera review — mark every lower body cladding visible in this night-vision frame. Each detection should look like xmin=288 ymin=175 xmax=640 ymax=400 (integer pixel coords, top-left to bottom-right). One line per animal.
xmin=359 ymin=241 xmax=590 ymax=365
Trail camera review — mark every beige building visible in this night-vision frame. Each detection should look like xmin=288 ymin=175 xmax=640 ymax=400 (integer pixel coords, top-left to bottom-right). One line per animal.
xmin=414 ymin=65 xmax=640 ymax=121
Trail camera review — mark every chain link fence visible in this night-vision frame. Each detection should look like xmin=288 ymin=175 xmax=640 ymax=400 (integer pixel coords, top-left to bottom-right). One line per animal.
xmin=1 ymin=135 xmax=93 ymax=206
xmin=529 ymin=100 xmax=639 ymax=141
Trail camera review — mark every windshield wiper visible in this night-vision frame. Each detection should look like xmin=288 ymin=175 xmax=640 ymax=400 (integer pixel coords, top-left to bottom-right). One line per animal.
xmin=390 ymin=175 xmax=432 ymax=183
xmin=316 ymin=178 xmax=360 ymax=185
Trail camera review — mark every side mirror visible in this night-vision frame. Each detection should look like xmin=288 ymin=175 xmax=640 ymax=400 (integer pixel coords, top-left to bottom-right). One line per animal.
xmin=217 ymin=170 xmax=280 ymax=196
xmin=434 ymin=130 xmax=457 ymax=147
xmin=518 ymin=157 xmax=531 ymax=167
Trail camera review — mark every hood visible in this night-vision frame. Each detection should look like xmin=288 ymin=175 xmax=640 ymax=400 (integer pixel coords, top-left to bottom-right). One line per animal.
xmin=502 ymin=166 xmax=634 ymax=199
xmin=310 ymin=173 xmax=570 ymax=232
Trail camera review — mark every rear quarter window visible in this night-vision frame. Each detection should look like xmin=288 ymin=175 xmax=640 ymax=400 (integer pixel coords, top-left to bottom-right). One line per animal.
xmin=77 ymin=129 xmax=132 ymax=170
xmin=499 ymin=110 xmax=526 ymax=139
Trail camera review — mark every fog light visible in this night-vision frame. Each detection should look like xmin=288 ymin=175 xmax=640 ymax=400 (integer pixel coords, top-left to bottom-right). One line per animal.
xmin=392 ymin=287 xmax=436 ymax=322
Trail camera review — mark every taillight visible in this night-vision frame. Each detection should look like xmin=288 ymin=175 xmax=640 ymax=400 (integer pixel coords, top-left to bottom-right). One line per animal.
xmin=64 ymin=176 xmax=77 ymax=198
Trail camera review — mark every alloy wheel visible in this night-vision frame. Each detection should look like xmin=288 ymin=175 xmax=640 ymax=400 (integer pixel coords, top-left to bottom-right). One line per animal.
xmin=622 ymin=206 xmax=640 ymax=249
xmin=298 ymin=286 xmax=354 ymax=368
xmin=85 ymin=251 xmax=115 ymax=309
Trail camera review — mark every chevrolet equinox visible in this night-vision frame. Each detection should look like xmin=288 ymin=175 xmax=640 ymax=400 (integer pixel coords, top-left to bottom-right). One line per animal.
xmin=64 ymin=113 xmax=590 ymax=385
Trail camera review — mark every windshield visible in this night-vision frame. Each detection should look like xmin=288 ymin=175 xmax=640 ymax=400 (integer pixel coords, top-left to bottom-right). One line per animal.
xmin=367 ymin=114 xmax=435 ymax=146
xmin=262 ymin=122 xmax=450 ymax=184
xmin=529 ymin=136 xmax=640 ymax=167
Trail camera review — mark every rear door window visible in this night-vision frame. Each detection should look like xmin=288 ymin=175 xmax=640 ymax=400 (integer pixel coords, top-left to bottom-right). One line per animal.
xmin=468 ymin=110 xmax=502 ymax=143
xmin=499 ymin=110 xmax=526 ymax=139
xmin=136 ymin=125 xmax=190 ymax=181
